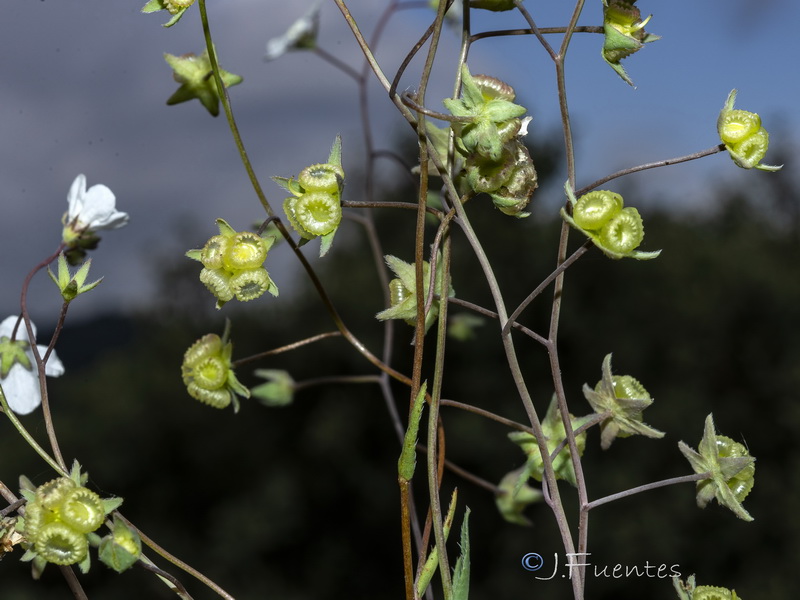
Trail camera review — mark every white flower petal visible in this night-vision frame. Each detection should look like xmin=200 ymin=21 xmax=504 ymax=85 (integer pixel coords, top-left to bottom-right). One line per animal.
xmin=0 ymin=315 xmax=64 ymax=415
xmin=37 ymin=345 xmax=65 ymax=377
xmin=67 ymin=174 xmax=88 ymax=221
xmin=264 ymin=1 xmax=321 ymax=61
xmin=0 ymin=315 xmax=35 ymax=341
xmin=2 ymin=363 xmax=42 ymax=415
xmin=64 ymin=174 xmax=129 ymax=233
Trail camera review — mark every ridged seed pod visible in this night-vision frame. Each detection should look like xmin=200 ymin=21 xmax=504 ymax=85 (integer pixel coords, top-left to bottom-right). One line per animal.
xmin=165 ymin=0 xmax=195 ymax=15
xmin=730 ymin=128 xmax=769 ymax=169
xmin=692 ymin=585 xmax=736 ymax=600
xmin=472 ymin=75 xmax=516 ymax=101
xmin=36 ymin=477 xmax=77 ymax=511
xmin=293 ymin=191 xmax=342 ymax=236
xmin=598 ymin=207 xmax=644 ymax=255
xmin=200 ymin=235 xmax=231 ymax=270
xmin=199 ymin=268 xmax=234 ymax=303
xmin=714 ymin=436 xmax=755 ymax=503
xmin=718 ymin=109 xmax=762 ymax=146
xmin=610 ymin=374 xmax=649 ymax=400
xmin=60 ymin=488 xmax=105 ymax=534
xmin=35 ymin=522 xmax=88 ymax=566
xmin=225 ymin=232 xmax=268 ymax=271
xmin=573 ymin=190 xmax=624 ymax=231
xmin=298 ymin=163 xmax=344 ymax=194
xmin=230 ymin=268 xmax=273 ymax=301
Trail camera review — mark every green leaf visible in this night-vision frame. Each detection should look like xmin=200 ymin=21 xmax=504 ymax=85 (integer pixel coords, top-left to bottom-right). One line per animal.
xmin=415 ymin=489 xmax=458 ymax=598
xmin=398 ymin=383 xmax=427 ymax=482
xmin=452 ymin=508 xmax=471 ymax=600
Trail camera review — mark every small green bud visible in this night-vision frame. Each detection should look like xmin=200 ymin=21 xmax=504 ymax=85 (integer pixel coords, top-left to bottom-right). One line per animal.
xmin=251 ymin=370 xmax=295 ymax=407
xmin=48 ymin=254 xmax=103 ymax=302
xmin=495 ymin=468 xmax=543 ymax=526
xmin=98 ymin=516 xmax=141 ymax=573
xmin=164 ymin=48 xmax=243 ymax=116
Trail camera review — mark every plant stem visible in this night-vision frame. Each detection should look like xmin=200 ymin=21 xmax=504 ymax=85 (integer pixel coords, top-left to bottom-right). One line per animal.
xmin=585 ymin=472 xmax=710 ymax=511
xmin=575 ymin=145 xmax=726 ymax=196
xmin=117 ymin=512 xmax=235 ymax=600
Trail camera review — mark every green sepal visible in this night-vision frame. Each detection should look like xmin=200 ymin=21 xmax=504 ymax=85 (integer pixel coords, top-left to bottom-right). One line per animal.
xmin=215 ymin=217 xmax=237 ymax=237
xmin=272 ymin=176 xmax=303 ymax=197
xmin=185 ymin=248 xmax=203 ymax=261
xmin=318 ymin=227 xmax=337 ymax=258
xmin=416 ymin=489 xmax=458 ymax=598
xmin=141 ymin=0 xmax=163 ymax=13
xmin=101 ymin=496 xmax=124 ymax=515
xmin=142 ymin=1 xmax=189 ymax=28
xmin=69 ymin=460 xmax=88 ymax=486
xmin=251 ymin=370 xmax=295 ymax=407
xmin=48 ymin=254 xmax=103 ymax=302
xmin=398 ymin=383 xmax=427 ymax=482
xmin=77 ymin=548 xmax=92 ymax=574
xmin=327 ymin=135 xmax=343 ymax=169
xmin=451 ymin=508 xmax=471 ymax=600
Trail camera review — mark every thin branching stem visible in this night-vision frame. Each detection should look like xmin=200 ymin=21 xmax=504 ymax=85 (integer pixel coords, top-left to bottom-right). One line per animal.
xmin=448 ymin=297 xmax=548 ymax=345
xmin=575 ymin=144 xmax=726 ymax=196
xmin=503 ymin=241 xmax=591 ymax=336
xmin=0 ymin=383 xmax=67 ymax=476
xmin=233 ymin=332 xmax=342 ymax=367
xmin=440 ymin=399 xmax=535 ymax=435
xmin=18 ymin=246 xmax=67 ymax=470
xmin=117 ymin=512 xmax=235 ymax=600
xmin=585 ymin=472 xmax=711 ymax=511
xmin=470 ymin=25 xmax=603 ymax=45
xmin=59 ymin=565 xmax=89 ymax=600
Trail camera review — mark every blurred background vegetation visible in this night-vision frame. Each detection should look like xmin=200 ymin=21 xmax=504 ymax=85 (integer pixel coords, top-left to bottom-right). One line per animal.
xmin=1 ymin=134 xmax=797 ymax=599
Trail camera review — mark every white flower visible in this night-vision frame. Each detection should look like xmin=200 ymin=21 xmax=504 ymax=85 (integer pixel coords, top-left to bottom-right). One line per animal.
xmin=264 ymin=1 xmax=321 ymax=61
xmin=0 ymin=316 xmax=64 ymax=415
xmin=63 ymin=174 xmax=129 ymax=238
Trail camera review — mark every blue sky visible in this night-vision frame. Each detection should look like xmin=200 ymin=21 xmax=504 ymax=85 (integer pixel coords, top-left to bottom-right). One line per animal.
xmin=2 ymin=0 xmax=797 ymax=324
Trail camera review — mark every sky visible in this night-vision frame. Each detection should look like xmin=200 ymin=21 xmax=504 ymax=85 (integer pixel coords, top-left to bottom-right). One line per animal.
xmin=1 ymin=0 xmax=797 ymax=326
